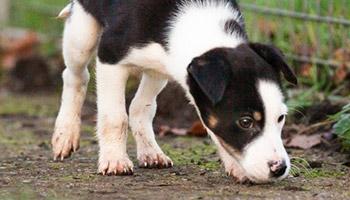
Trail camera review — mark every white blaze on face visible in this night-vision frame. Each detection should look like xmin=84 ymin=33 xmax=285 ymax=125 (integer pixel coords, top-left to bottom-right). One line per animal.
xmin=240 ymin=80 xmax=290 ymax=183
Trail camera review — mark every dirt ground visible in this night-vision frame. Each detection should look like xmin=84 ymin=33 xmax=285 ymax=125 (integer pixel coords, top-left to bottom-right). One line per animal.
xmin=0 ymin=93 xmax=349 ymax=200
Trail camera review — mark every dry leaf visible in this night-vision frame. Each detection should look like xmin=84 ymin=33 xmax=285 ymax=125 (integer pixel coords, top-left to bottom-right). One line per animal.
xmin=188 ymin=121 xmax=207 ymax=137
xmin=334 ymin=64 xmax=348 ymax=84
xmin=1 ymin=30 xmax=39 ymax=69
xmin=285 ymin=134 xmax=322 ymax=150
xmin=257 ymin=19 xmax=277 ymax=39
xmin=300 ymin=63 xmax=313 ymax=77
xmin=158 ymin=125 xmax=187 ymax=137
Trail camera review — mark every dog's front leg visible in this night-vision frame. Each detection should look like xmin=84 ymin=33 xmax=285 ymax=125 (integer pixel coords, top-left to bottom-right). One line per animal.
xmin=96 ymin=60 xmax=133 ymax=175
xmin=129 ymin=72 xmax=173 ymax=168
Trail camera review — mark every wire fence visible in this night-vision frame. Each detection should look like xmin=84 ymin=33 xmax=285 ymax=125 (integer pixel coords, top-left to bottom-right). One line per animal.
xmin=3 ymin=0 xmax=350 ymax=69
xmin=240 ymin=0 xmax=350 ymax=70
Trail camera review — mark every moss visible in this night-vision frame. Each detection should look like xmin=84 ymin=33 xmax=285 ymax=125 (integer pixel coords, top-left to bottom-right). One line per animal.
xmin=0 ymin=125 xmax=38 ymax=154
xmin=0 ymin=94 xmax=59 ymax=117
xmin=49 ymin=163 xmax=64 ymax=170
xmin=58 ymin=175 xmax=75 ymax=182
xmin=304 ymin=169 xmax=346 ymax=179
xmin=291 ymin=158 xmax=346 ymax=179
xmin=162 ymin=138 xmax=220 ymax=171
xmin=0 ymin=186 xmax=38 ymax=200
xmin=59 ymin=174 xmax=96 ymax=182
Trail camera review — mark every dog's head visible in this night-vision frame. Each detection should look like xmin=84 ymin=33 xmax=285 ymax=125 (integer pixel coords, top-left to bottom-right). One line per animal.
xmin=187 ymin=43 xmax=297 ymax=183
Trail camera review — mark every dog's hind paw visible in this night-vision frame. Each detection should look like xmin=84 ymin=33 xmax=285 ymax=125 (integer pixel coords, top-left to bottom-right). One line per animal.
xmin=52 ymin=125 xmax=80 ymax=161
xmin=138 ymin=152 xmax=173 ymax=169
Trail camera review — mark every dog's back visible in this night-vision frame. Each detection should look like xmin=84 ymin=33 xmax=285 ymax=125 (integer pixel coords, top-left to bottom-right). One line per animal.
xmin=75 ymin=0 xmax=242 ymax=43
xmin=77 ymin=0 xmax=240 ymax=26
xmin=59 ymin=0 xmax=244 ymax=65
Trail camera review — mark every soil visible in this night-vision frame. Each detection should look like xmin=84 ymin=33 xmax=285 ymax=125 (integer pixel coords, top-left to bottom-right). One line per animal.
xmin=0 ymin=93 xmax=349 ymax=200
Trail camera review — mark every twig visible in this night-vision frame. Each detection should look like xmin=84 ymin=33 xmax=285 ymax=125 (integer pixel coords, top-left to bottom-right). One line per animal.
xmin=297 ymin=120 xmax=334 ymax=135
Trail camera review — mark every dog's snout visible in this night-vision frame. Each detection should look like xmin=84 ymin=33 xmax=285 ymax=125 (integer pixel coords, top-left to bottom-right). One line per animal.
xmin=268 ymin=160 xmax=287 ymax=178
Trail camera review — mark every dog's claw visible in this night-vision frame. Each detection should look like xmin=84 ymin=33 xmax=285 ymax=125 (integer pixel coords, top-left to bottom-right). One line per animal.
xmin=52 ymin=123 xmax=80 ymax=161
xmin=138 ymin=152 xmax=173 ymax=169
xmin=98 ymin=156 xmax=134 ymax=176
xmin=226 ymin=166 xmax=249 ymax=184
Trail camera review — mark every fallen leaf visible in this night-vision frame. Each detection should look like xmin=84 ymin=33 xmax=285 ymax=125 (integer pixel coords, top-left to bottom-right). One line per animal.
xmin=1 ymin=29 xmax=39 ymax=69
xmin=257 ymin=19 xmax=277 ymax=40
xmin=158 ymin=125 xmax=187 ymax=137
xmin=188 ymin=121 xmax=207 ymax=137
xmin=300 ymin=63 xmax=313 ymax=77
xmin=333 ymin=64 xmax=348 ymax=84
xmin=285 ymin=134 xmax=322 ymax=149
xmin=333 ymin=48 xmax=350 ymax=84
xmin=333 ymin=48 xmax=350 ymax=64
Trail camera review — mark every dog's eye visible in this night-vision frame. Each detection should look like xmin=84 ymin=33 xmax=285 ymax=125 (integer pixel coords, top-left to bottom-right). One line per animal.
xmin=238 ymin=116 xmax=254 ymax=129
xmin=278 ymin=115 xmax=286 ymax=123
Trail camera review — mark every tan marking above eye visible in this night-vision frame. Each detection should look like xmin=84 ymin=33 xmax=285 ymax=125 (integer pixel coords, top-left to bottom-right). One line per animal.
xmin=253 ymin=112 xmax=262 ymax=121
xmin=208 ymin=115 xmax=219 ymax=128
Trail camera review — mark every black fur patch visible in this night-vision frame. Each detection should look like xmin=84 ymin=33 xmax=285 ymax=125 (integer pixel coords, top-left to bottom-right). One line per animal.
xmin=77 ymin=0 xmax=179 ymax=64
xmin=77 ymin=0 xmax=241 ymax=64
xmin=187 ymin=45 xmax=283 ymax=152
xmin=224 ymin=19 xmax=247 ymax=40
xmin=188 ymin=51 xmax=232 ymax=105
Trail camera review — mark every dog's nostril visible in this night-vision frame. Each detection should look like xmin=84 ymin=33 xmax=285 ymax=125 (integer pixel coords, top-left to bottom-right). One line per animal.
xmin=269 ymin=160 xmax=287 ymax=178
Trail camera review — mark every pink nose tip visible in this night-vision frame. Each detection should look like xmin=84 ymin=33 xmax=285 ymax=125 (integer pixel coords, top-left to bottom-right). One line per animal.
xmin=268 ymin=160 xmax=287 ymax=178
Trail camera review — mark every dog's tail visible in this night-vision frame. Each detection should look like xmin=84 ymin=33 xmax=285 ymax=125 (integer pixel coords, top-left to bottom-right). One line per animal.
xmin=57 ymin=3 xmax=73 ymax=19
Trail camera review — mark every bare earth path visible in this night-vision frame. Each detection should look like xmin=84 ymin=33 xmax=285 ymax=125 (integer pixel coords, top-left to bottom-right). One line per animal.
xmin=0 ymin=94 xmax=349 ymax=199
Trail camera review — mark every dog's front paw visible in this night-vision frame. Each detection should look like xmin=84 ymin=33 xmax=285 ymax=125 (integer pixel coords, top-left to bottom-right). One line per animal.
xmin=225 ymin=163 xmax=250 ymax=184
xmin=52 ymin=124 xmax=80 ymax=161
xmin=138 ymin=149 xmax=173 ymax=169
xmin=98 ymin=153 xmax=134 ymax=176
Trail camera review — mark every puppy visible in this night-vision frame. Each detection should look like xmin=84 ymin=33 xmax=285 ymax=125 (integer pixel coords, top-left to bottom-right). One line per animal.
xmin=53 ymin=0 xmax=297 ymax=183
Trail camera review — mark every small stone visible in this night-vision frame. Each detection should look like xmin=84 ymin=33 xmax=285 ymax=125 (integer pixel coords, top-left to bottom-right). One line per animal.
xmin=22 ymin=179 xmax=32 ymax=184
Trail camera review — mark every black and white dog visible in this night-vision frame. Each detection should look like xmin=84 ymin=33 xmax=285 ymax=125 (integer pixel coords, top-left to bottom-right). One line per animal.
xmin=53 ymin=0 xmax=297 ymax=183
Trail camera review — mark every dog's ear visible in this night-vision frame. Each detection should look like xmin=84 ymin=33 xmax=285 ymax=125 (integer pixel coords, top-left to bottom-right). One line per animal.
xmin=187 ymin=53 xmax=231 ymax=105
xmin=249 ymin=43 xmax=298 ymax=85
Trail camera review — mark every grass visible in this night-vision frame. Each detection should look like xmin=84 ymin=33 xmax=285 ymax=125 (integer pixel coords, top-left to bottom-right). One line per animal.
xmin=10 ymin=0 xmax=66 ymax=34
xmin=162 ymin=138 xmax=221 ymax=171
xmin=243 ymin=0 xmax=350 ymax=57
xmin=290 ymin=157 xmax=346 ymax=178
xmin=9 ymin=0 xmax=67 ymax=56
xmin=242 ymin=0 xmax=350 ymax=93
xmin=331 ymin=104 xmax=350 ymax=151
xmin=0 ymin=94 xmax=59 ymax=117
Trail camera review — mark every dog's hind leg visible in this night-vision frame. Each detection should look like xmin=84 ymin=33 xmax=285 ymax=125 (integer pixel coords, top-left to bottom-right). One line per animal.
xmin=129 ymin=72 xmax=173 ymax=168
xmin=52 ymin=2 xmax=101 ymax=160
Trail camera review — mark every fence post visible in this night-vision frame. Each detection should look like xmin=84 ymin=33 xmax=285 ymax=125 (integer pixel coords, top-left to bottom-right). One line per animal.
xmin=0 ymin=0 xmax=10 ymax=26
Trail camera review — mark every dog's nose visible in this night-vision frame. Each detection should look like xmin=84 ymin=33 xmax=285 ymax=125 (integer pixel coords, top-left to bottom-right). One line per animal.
xmin=268 ymin=160 xmax=287 ymax=178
